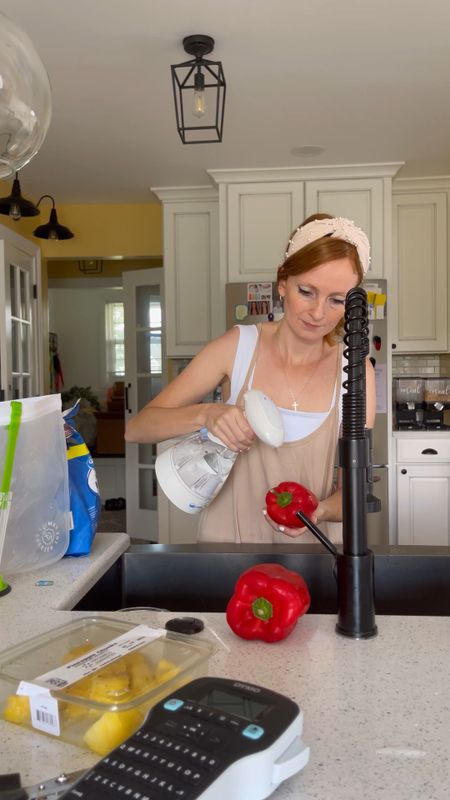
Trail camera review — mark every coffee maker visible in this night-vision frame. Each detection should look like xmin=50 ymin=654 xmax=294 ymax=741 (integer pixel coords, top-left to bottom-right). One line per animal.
xmin=394 ymin=377 xmax=424 ymax=430
xmin=423 ymin=378 xmax=450 ymax=430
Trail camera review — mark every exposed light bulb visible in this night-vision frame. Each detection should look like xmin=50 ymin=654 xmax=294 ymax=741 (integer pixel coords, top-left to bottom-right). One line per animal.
xmin=48 ymin=229 xmax=58 ymax=240
xmin=192 ymin=70 xmax=206 ymax=118
xmin=193 ymin=90 xmax=206 ymax=117
xmin=9 ymin=202 xmax=21 ymax=220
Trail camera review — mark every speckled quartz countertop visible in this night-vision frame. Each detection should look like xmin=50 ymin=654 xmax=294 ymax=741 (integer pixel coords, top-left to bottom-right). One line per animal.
xmin=0 ymin=535 xmax=449 ymax=799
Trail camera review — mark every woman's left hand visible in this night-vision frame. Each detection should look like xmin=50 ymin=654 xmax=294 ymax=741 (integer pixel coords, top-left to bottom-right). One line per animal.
xmin=262 ymin=505 xmax=320 ymax=538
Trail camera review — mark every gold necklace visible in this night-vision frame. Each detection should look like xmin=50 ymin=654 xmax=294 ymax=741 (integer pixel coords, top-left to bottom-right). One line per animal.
xmin=277 ymin=340 xmax=323 ymax=411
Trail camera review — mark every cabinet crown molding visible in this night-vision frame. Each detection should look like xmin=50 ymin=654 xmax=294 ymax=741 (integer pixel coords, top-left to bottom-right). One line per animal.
xmin=393 ymin=176 xmax=450 ymax=192
xmin=208 ymin=162 xmax=404 ymax=184
xmin=151 ymin=185 xmax=218 ymax=203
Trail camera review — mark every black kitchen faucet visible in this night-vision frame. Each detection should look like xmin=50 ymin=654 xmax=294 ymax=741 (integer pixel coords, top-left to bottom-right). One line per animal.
xmin=296 ymin=287 xmax=378 ymax=639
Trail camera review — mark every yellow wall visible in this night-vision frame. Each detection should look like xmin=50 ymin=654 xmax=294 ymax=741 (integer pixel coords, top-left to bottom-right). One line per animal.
xmin=47 ymin=257 xmax=163 ymax=279
xmin=0 ymin=183 xmax=163 ymax=393
xmin=0 ymin=190 xmax=163 ymax=258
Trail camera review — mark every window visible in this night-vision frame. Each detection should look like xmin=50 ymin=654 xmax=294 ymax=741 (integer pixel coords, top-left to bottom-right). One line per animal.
xmin=149 ymin=300 xmax=162 ymax=373
xmin=105 ymin=301 xmax=125 ymax=379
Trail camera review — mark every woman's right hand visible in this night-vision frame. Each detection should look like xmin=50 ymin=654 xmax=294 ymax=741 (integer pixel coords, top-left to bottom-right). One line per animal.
xmin=203 ymin=403 xmax=256 ymax=452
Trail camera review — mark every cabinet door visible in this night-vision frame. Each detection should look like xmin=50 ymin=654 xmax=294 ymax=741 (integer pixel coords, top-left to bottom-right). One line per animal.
xmin=227 ymin=182 xmax=304 ymax=281
xmin=305 ymin=178 xmax=385 ymax=278
xmin=396 ymin=463 xmax=450 ymax=545
xmin=392 ymin=192 xmax=447 ymax=352
xmin=0 ymin=230 xmax=43 ymax=398
xmin=163 ymin=200 xmax=220 ymax=356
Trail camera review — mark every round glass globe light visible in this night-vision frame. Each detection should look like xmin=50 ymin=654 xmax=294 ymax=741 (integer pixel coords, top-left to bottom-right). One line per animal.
xmin=0 ymin=12 xmax=52 ymax=179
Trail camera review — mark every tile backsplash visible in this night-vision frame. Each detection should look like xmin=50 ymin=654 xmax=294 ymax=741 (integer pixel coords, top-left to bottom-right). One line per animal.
xmin=392 ymin=353 xmax=450 ymax=428
xmin=392 ymin=354 xmax=442 ymax=377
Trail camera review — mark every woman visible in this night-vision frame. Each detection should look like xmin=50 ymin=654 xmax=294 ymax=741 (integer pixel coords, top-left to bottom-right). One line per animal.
xmin=125 ymin=213 xmax=376 ymax=543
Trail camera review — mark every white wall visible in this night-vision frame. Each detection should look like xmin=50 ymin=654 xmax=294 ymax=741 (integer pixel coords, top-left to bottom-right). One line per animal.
xmin=48 ymin=283 xmax=123 ymax=407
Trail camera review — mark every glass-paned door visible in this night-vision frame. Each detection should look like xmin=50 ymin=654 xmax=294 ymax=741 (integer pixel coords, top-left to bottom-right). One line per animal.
xmin=0 ymin=232 xmax=43 ymax=400
xmin=123 ymin=268 xmax=164 ymax=541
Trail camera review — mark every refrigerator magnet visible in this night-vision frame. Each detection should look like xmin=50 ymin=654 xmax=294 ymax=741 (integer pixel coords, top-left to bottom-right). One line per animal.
xmin=235 ymin=303 xmax=248 ymax=321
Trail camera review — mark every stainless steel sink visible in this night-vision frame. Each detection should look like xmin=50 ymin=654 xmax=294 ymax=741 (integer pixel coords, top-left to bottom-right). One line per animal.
xmin=74 ymin=543 xmax=450 ymax=616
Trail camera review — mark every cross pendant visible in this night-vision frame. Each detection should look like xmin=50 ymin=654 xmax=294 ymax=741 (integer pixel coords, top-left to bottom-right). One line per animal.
xmin=292 ymin=400 xmax=298 ymax=411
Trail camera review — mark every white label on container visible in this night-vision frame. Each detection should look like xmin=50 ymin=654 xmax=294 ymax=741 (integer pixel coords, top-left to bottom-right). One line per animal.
xmin=33 ymin=625 xmax=166 ymax=690
xmin=30 ymin=694 xmax=60 ymax=736
xmin=17 ymin=680 xmax=60 ymax=736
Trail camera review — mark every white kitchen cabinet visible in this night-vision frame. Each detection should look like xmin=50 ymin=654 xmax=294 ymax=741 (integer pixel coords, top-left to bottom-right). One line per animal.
xmin=153 ymin=166 xmax=402 ymax=359
xmin=395 ymin=435 xmax=450 ymax=545
xmin=396 ymin=464 xmax=450 ymax=546
xmin=222 ymin=181 xmax=304 ymax=281
xmin=304 ymin=178 xmax=387 ymax=279
xmin=391 ymin=186 xmax=448 ymax=352
xmin=151 ymin=187 xmax=221 ymax=357
xmin=208 ymin=164 xmax=401 ymax=283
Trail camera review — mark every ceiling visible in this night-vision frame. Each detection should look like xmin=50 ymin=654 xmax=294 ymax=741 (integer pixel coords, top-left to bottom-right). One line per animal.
xmin=2 ymin=0 xmax=450 ymax=204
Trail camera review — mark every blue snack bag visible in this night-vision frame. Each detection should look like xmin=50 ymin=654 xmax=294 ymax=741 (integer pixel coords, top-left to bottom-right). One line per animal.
xmin=63 ymin=400 xmax=101 ymax=556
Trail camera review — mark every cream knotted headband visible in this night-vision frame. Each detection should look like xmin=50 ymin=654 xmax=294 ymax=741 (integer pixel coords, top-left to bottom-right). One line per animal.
xmin=284 ymin=217 xmax=371 ymax=275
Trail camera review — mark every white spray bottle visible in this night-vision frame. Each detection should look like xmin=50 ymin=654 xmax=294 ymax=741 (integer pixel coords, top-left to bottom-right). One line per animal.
xmin=155 ymin=390 xmax=284 ymax=514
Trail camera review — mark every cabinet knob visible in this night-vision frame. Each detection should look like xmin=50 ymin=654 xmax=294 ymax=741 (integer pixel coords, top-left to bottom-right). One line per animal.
xmin=401 ymin=468 xmax=407 ymax=474
xmin=392 ymin=343 xmax=397 ymax=349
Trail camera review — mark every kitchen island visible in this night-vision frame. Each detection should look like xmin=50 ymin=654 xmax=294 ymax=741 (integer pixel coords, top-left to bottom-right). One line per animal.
xmin=0 ymin=532 xmax=449 ymax=799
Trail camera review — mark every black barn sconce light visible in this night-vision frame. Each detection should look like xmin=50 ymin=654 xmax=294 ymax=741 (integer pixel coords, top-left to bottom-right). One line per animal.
xmin=171 ymin=34 xmax=226 ymax=144
xmin=33 ymin=195 xmax=74 ymax=240
xmin=0 ymin=172 xmax=40 ymax=220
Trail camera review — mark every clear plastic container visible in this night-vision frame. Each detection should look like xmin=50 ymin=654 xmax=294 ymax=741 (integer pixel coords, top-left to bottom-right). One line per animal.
xmin=0 ymin=616 xmax=214 ymax=754
xmin=394 ymin=377 xmax=424 ymax=405
xmin=424 ymin=377 xmax=450 ymax=406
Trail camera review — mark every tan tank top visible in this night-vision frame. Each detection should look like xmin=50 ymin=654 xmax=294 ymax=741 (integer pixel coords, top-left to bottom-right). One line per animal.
xmin=198 ymin=330 xmax=343 ymax=544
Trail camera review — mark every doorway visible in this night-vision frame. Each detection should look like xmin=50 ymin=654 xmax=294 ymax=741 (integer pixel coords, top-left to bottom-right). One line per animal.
xmin=47 ymin=258 xmax=163 ymax=541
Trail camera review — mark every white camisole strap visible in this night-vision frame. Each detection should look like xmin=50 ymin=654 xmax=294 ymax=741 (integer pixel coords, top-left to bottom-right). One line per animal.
xmin=227 ymin=324 xmax=347 ymax=438
xmin=228 ymin=325 xmax=259 ymax=405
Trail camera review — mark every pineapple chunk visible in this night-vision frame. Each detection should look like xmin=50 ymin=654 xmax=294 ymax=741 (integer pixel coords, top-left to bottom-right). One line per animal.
xmin=61 ymin=701 xmax=89 ymax=721
xmin=89 ymin=671 xmax=130 ymax=703
xmin=59 ymin=645 xmax=181 ymax=749
xmin=126 ymin=652 xmax=156 ymax=695
xmin=3 ymin=694 xmax=31 ymax=725
xmin=83 ymin=708 xmax=144 ymax=755
xmin=94 ymin=659 xmax=126 ymax=677
xmin=62 ymin=643 xmax=93 ymax=663
xmin=69 ymin=675 xmax=94 ymax=699
xmin=154 ymin=658 xmax=180 ymax=684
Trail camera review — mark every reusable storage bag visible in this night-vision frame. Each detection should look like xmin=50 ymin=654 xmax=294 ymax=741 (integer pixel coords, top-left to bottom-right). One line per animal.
xmin=0 ymin=394 xmax=70 ymax=573
xmin=63 ymin=401 xmax=101 ymax=556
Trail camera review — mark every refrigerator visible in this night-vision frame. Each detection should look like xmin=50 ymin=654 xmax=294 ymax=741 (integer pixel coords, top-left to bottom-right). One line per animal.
xmin=225 ymin=279 xmax=390 ymax=545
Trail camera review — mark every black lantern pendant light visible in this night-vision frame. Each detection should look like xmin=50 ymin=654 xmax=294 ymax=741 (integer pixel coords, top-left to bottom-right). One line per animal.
xmin=33 ymin=195 xmax=74 ymax=240
xmin=171 ymin=34 xmax=226 ymax=144
xmin=0 ymin=172 xmax=40 ymax=220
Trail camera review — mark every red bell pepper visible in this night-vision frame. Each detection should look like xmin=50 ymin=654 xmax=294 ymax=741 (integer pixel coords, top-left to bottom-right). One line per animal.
xmin=265 ymin=481 xmax=318 ymax=528
xmin=226 ymin=563 xmax=311 ymax=642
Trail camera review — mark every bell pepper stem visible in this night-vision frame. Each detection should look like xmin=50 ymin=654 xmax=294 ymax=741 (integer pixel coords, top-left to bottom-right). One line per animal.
xmin=270 ymin=489 xmax=293 ymax=508
xmin=252 ymin=596 xmax=273 ymax=620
